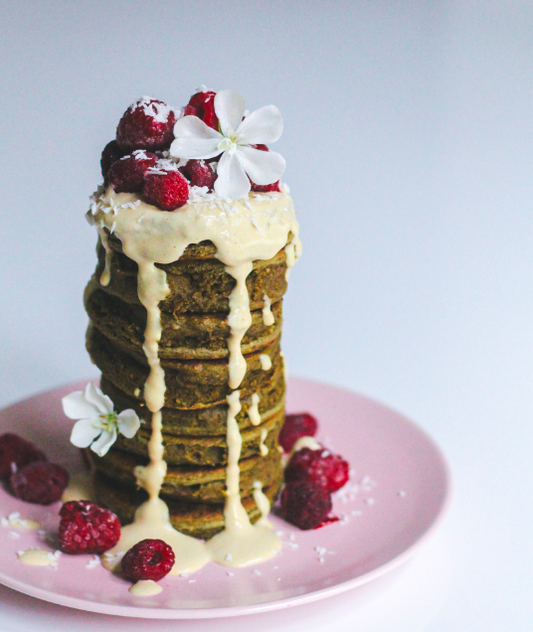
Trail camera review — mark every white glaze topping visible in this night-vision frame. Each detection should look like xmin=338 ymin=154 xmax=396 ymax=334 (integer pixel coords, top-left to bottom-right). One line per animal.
xmin=259 ymin=354 xmax=272 ymax=371
xmin=129 ymin=579 xmax=163 ymax=596
xmin=259 ymin=428 xmax=269 ymax=456
xmin=262 ymin=294 xmax=275 ymax=326
xmin=17 ymin=549 xmax=61 ymax=567
xmin=292 ymin=435 xmax=322 ymax=453
xmin=248 ymin=393 xmax=261 ymax=426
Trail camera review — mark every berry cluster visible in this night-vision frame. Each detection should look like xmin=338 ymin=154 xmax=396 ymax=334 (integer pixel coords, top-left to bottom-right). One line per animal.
xmin=59 ymin=501 xmax=121 ymax=554
xmin=0 ymin=433 xmax=69 ymax=505
xmin=100 ymin=90 xmax=280 ymax=210
xmin=278 ymin=414 xmax=350 ymax=530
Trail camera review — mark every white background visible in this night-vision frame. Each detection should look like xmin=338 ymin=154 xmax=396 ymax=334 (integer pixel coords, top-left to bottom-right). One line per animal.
xmin=1 ymin=1 xmax=532 ymax=629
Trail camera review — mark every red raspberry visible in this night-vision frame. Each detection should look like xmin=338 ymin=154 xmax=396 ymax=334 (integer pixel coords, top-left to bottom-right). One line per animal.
xmin=106 ymin=150 xmax=157 ymax=193
xmin=251 ymin=181 xmax=281 ymax=193
xmin=182 ymin=159 xmax=217 ymax=190
xmin=285 ymin=447 xmax=349 ymax=492
xmin=10 ymin=462 xmax=69 ymax=505
xmin=59 ymin=501 xmax=121 ymax=554
xmin=100 ymin=140 xmax=125 ymax=178
xmin=116 ymin=97 xmax=176 ymax=152
xmin=0 ymin=433 xmax=47 ymax=480
xmin=121 ymin=539 xmax=175 ymax=582
xmin=143 ymin=162 xmax=189 ymax=211
xmin=249 ymin=144 xmax=281 ymax=192
xmin=280 ymin=481 xmax=332 ymax=530
xmin=278 ymin=412 xmax=319 ymax=452
xmin=186 ymin=90 xmax=219 ymax=130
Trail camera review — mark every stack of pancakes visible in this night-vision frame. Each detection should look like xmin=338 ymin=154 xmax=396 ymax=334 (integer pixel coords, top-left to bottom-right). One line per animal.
xmin=84 ymin=234 xmax=288 ymax=539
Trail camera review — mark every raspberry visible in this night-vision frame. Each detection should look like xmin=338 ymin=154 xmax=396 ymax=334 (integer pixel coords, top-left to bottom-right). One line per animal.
xmin=10 ymin=462 xmax=69 ymax=505
xmin=186 ymin=90 xmax=219 ymax=130
xmin=121 ymin=539 xmax=175 ymax=582
xmin=100 ymin=140 xmax=125 ymax=178
xmin=280 ymin=481 xmax=332 ymax=530
xmin=182 ymin=159 xmax=217 ymax=190
xmin=278 ymin=412 xmax=319 ymax=452
xmin=143 ymin=162 xmax=189 ymax=211
xmin=249 ymin=144 xmax=281 ymax=192
xmin=116 ymin=97 xmax=176 ymax=152
xmin=106 ymin=150 xmax=157 ymax=193
xmin=251 ymin=181 xmax=281 ymax=193
xmin=59 ymin=501 xmax=121 ymax=554
xmin=285 ymin=447 xmax=349 ymax=492
xmin=0 ymin=433 xmax=47 ymax=480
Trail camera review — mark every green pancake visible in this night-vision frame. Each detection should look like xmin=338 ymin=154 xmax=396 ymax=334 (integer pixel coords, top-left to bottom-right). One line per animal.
xmin=85 ymin=285 xmax=283 ymax=361
xmin=87 ymin=325 xmax=284 ymax=410
xmin=94 ymin=471 xmax=283 ymax=540
xmin=88 ymin=447 xmax=282 ymax=503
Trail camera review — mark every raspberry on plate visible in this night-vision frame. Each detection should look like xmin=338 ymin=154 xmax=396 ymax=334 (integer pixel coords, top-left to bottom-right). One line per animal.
xmin=106 ymin=150 xmax=158 ymax=193
xmin=121 ymin=539 xmax=175 ymax=582
xmin=143 ymin=162 xmax=189 ymax=211
xmin=100 ymin=140 xmax=126 ymax=178
xmin=280 ymin=481 xmax=332 ymax=530
xmin=278 ymin=412 xmax=319 ymax=452
xmin=116 ymin=97 xmax=176 ymax=152
xmin=285 ymin=447 xmax=349 ymax=492
xmin=182 ymin=159 xmax=217 ymax=190
xmin=59 ymin=501 xmax=121 ymax=554
xmin=0 ymin=433 xmax=47 ymax=480
xmin=186 ymin=90 xmax=219 ymax=130
xmin=10 ymin=461 xmax=69 ymax=505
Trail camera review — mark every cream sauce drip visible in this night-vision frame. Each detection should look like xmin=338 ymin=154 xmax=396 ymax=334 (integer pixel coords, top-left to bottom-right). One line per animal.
xmin=129 ymin=579 xmax=163 ymax=596
xmin=248 ymin=393 xmax=261 ymax=426
xmin=284 ymin=234 xmax=302 ymax=282
xmin=259 ymin=428 xmax=269 ymax=456
xmin=17 ymin=549 xmax=60 ymax=567
xmin=262 ymin=294 xmax=275 ymax=326
xmin=259 ymin=354 xmax=272 ymax=371
xmin=92 ymin=188 xmax=298 ymax=572
xmin=97 ymin=227 xmax=113 ymax=287
xmin=292 ymin=435 xmax=322 ymax=453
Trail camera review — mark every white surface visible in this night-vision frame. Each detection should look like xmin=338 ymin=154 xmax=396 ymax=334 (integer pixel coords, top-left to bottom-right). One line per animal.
xmin=0 ymin=1 xmax=531 ymax=630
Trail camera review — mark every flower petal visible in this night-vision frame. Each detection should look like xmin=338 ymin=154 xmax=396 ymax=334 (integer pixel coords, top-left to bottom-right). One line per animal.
xmin=236 ymin=105 xmax=283 ymax=145
xmin=90 ymin=428 xmax=117 ymax=457
xmin=215 ymin=151 xmax=251 ymax=201
xmin=62 ymin=391 xmax=99 ymax=420
xmin=117 ymin=409 xmax=141 ymax=439
xmin=170 ymin=137 xmax=222 ymax=160
xmin=215 ymin=90 xmax=246 ymax=137
xmin=174 ymin=115 xmax=222 ymax=140
xmin=238 ymin=146 xmax=286 ymax=185
xmin=70 ymin=418 xmax=102 ymax=448
xmin=85 ymin=382 xmax=114 ymax=414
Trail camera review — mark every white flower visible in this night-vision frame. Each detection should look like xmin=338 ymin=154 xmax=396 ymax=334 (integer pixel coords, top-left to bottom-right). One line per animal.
xmin=62 ymin=383 xmax=140 ymax=457
xmin=170 ymin=89 xmax=285 ymax=201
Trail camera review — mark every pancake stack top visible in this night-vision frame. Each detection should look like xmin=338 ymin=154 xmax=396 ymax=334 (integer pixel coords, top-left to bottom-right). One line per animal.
xmin=83 ymin=88 xmax=301 ymax=572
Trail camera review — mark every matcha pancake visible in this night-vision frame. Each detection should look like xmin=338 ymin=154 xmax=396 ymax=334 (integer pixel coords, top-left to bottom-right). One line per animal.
xmin=87 ymin=325 xmax=284 ymax=409
xmin=94 ymin=471 xmax=283 ymax=540
xmin=88 ymin=448 xmax=282 ymax=503
xmin=93 ymin=237 xmax=289 ymax=315
xmin=99 ymin=373 xmax=285 ymax=437
xmin=85 ymin=284 xmax=283 ymax=360
xmin=112 ymin=408 xmax=283 ymax=466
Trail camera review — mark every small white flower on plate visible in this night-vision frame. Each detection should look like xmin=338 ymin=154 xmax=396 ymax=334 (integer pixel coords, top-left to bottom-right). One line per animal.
xmin=170 ymin=89 xmax=285 ymax=201
xmin=61 ymin=383 xmax=140 ymax=457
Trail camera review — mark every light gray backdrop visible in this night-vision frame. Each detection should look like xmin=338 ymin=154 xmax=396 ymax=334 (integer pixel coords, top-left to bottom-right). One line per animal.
xmin=1 ymin=1 xmax=532 ymax=630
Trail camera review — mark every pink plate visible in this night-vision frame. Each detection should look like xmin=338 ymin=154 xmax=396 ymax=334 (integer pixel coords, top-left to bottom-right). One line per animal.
xmin=0 ymin=378 xmax=450 ymax=618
